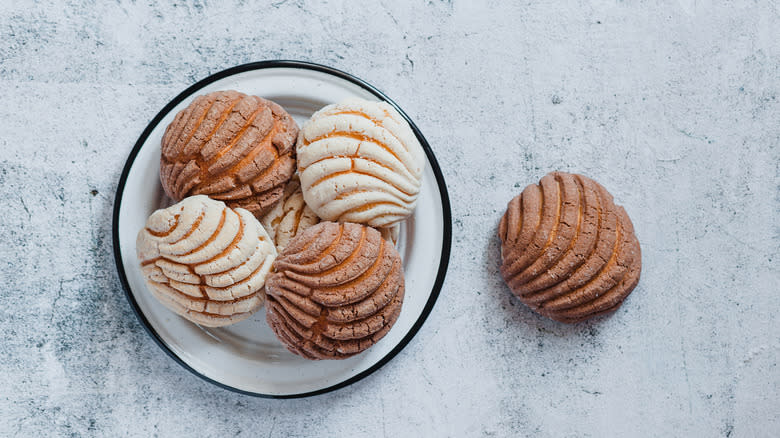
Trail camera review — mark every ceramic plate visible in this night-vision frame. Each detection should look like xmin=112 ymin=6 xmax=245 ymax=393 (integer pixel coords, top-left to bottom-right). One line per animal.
xmin=112 ymin=61 xmax=451 ymax=398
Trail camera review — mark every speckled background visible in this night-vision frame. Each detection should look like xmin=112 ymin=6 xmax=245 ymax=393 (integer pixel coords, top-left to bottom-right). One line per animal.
xmin=1 ymin=1 xmax=778 ymax=436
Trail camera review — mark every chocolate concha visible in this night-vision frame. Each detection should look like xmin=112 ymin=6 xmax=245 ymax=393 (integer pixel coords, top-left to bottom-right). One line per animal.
xmin=136 ymin=195 xmax=277 ymax=327
xmin=297 ymin=98 xmax=425 ymax=228
xmin=160 ymin=90 xmax=298 ymax=218
xmin=265 ymin=221 xmax=405 ymax=360
xmin=499 ymin=172 xmax=641 ymax=323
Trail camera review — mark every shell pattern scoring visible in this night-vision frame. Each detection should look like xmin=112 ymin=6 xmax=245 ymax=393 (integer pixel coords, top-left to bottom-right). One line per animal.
xmin=160 ymin=90 xmax=299 ymax=218
xmin=265 ymin=222 xmax=405 ymax=359
xmin=136 ymin=195 xmax=277 ymax=327
xmin=297 ymin=98 xmax=425 ymax=228
xmin=499 ymin=172 xmax=641 ymax=323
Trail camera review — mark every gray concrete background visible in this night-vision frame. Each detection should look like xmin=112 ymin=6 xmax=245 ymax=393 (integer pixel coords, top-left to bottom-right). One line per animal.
xmin=1 ymin=0 xmax=778 ymax=436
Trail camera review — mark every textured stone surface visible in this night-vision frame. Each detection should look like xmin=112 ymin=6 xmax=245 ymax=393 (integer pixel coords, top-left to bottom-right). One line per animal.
xmin=0 ymin=0 xmax=778 ymax=436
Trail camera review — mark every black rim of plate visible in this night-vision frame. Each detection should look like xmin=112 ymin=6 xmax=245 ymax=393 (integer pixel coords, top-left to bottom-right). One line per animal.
xmin=112 ymin=60 xmax=452 ymax=399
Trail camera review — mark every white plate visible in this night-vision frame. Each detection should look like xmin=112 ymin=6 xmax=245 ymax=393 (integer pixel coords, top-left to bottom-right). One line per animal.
xmin=112 ymin=61 xmax=451 ymax=398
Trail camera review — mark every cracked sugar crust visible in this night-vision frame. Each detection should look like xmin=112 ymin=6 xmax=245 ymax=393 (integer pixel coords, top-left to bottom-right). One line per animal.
xmin=264 ymin=221 xmax=405 ymax=360
xmin=136 ymin=195 xmax=277 ymax=327
xmin=296 ymin=98 xmax=425 ymax=228
xmin=160 ymin=90 xmax=299 ymax=218
xmin=498 ymin=172 xmax=642 ymax=323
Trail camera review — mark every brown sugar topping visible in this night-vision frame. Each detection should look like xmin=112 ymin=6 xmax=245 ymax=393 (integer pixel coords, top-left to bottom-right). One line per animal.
xmin=265 ymin=221 xmax=405 ymax=360
xmin=499 ymin=172 xmax=642 ymax=323
xmin=160 ymin=90 xmax=298 ymax=218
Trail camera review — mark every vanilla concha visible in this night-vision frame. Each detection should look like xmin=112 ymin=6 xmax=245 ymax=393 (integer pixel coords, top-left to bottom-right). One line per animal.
xmin=136 ymin=195 xmax=277 ymax=327
xmin=297 ymin=98 xmax=425 ymax=228
xmin=260 ymin=175 xmax=320 ymax=253
xmin=262 ymin=176 xmax=402 ymax=253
